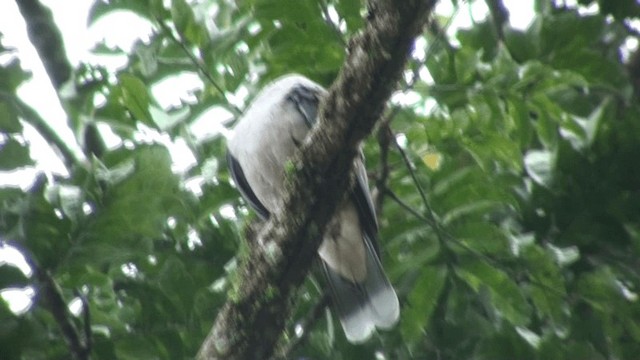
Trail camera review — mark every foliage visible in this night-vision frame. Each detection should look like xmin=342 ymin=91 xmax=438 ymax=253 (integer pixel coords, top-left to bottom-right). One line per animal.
xmin=1 ymin=0 xmax=640 ymax=359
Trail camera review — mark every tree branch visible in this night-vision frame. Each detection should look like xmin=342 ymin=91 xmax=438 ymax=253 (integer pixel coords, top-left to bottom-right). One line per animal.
xmin=34 ymin=268 xmax=89 ymax=360
xmin=14 ymin=0 xmax=84 ymax=168
xmin=14 ymin=0 xmax=72 ymax=90
xmin=196 ymin=1 xmax=437 ymax=359
xmin=6 ymin=94 xmax=80 ymax=169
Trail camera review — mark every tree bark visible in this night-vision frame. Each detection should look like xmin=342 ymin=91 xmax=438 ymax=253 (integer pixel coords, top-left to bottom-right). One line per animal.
xmin=196 ymin=0 xmax=437 ymax=359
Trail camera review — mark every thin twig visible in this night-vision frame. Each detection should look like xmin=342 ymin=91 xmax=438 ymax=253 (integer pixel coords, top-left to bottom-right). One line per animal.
xmin=74 ymin=289 xmax=93 ymax=357
xmin=155 ymin=17 xmax=242 ymax=116
xmin=319 ymin=0 xmax=348 ymax=48
xmin=384 ymin=188 xmax=434 ymax=226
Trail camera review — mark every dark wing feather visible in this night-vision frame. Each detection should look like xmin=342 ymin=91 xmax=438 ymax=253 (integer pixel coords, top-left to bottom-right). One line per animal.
xmin=287 ymin=85 xmax=320 ymax=127
xmin=227 ymin=151 xmax=270 ymax=219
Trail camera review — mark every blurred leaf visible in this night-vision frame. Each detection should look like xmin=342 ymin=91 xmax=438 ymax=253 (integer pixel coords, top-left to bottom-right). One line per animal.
xmin=524 ymin=150 xmax=553 ymax=188
xmin=118 ymin=73 xmax=154 ymax=127
xmin=0 ymin=139 xmax=33 ymax=170
xmin=171 ymin=0 xmax=209 ymax=47
xmin=401 ymin=266 xmax=447 ymax=344
xmin=504 ymin=27 xmax=539 ymax=62
xmin=81 ymin=146 xmax=180 ymax=264
xmin=0 ymin=58 xmax=31 ymax=91
xmin=0 ymin=101 xmax=22 ymax=133
xmin=523 ymin=245 xmax=569 ymax=330
xmin=456 ymin=259 xmax=531 ymax=326
xmin=0 ymin=265 xmax=28 ymax=289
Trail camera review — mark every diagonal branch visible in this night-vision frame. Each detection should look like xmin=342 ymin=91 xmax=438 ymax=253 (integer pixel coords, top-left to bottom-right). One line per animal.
xmin=196 ymin=1 xmax=437 ymax=359
xmin=14 ymin=0 xmax=84 ymax=168
xmin=14 ymin=0 xmax=72 ymax=90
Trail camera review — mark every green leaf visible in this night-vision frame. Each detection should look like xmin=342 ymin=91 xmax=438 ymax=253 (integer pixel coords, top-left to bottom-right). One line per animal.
xmin=504 ymin=27 xmax=539 ymax=62
xmin=456 ymin=259 xmax=531 ymax=326
xmin=171 ymin=0 xmax=208 ymax=47
xmin=0 ymin=101 xmax=22 ymax=133
xmin=80 ymin=146 xmax=180 ymax=264
xmin=457 ymin=20 xmax=499 ymax=60
xmin=523 ymin=245 xmax=569 ymax=330
xmin=0 ymin=265 xmax=28 ymax=289
xmin=0 ymin=58 xmax=31 ymax=92
xmin=158 ymin=256 xmax=195 ymax=314
xmin=44 ymin=185 xmax=83 ymax=223
xmin=335 ymin=0 xmax=363 ymax=32
xmin=0 ymin=139 xmax=33 ymax=170
xmin=118 ymin=73 xmax=154 ymax=127
xmin=401 ymin=266 xmax=447 ymax=344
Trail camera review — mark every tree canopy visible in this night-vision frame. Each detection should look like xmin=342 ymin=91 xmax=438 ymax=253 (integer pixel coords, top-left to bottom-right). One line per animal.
xmin=1 ymin=0 xmax=640 ymax=359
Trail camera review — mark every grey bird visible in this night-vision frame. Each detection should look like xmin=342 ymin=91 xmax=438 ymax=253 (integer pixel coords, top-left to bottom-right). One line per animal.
xmin=226 ymin=74 xmax=399 ymax=343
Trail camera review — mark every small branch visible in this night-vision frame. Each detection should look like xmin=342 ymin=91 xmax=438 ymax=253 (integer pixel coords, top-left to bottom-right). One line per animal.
xmin=197 ymin=1 xmax=437 ymax=358
xmin=384 ymin=188 xmax=434 ymax=226
xmin=319 ymin=0 xmax=348 ymax=48
xmin=34 ymin=268 xmax=90 ymax=360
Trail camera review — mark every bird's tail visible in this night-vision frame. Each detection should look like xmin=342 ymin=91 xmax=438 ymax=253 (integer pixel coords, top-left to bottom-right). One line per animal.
xmin=322 ymin=234 xmax=400 ymax=343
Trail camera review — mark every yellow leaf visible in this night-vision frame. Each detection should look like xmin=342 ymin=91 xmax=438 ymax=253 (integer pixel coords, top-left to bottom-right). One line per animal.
xmin=422 ymin=152 xmax=442 ymax=170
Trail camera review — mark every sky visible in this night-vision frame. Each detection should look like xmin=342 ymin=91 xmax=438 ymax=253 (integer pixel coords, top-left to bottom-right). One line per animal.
xmin=0 ymin=0 xmax=536 ymax=313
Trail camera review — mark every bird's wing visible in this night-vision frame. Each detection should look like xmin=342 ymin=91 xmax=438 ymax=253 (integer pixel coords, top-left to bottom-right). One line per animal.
xmin=351 ymin=156 xmax=380 ymax=254
xmin=227 ymin=151 xmax=270 ymax=219
xmin=287 ymin=84 xmax=321 ymax=127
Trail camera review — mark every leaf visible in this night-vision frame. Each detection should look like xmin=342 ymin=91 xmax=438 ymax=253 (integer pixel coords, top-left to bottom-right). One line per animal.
xmin=80 ymin=146 xmax=180 ymax=264
xmin=524 ymin=150 xmax=553 ymax=188
xmin=457 ymin=20 xmax=499 ymax=60
xmin=0 ymin=265 xmax=28 ymax=289
xmin=523 ymin=245 xmax=569 ymax=330
xmin=421 ymin=151 xmax=442 ymax=170
xmin=44 ymin=185 xmax=83 ymax=223
xmin=401 ymin=266 xmax=447 ymax=344
xmin=451 ymin=221 xmax=510 ymax=256
xmin=456 ymin=259 xmax=531 ymax=326
xmin=171 ymin=0 xmax=208 ymax=47
xmin=0 ymin=139 xmax=33 ymax=170
xmin=0 ymin=101 xmax=22 ymax=133
xmin=504 ymin=27 xmax=539 ymax=62
xmin=0 ymin=58 xmax=31 ymax=92
xmin=158 ymin=256 xmax=195 ymax=314
xmin=118 ymin=74 xmax=154 ymax=127
xmin=335 ymin=0 xmax=363 ymax=32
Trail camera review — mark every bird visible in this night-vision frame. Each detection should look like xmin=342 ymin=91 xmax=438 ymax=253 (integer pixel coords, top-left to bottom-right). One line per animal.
xmin=226 ymin=74 xmax=399 ymax=343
